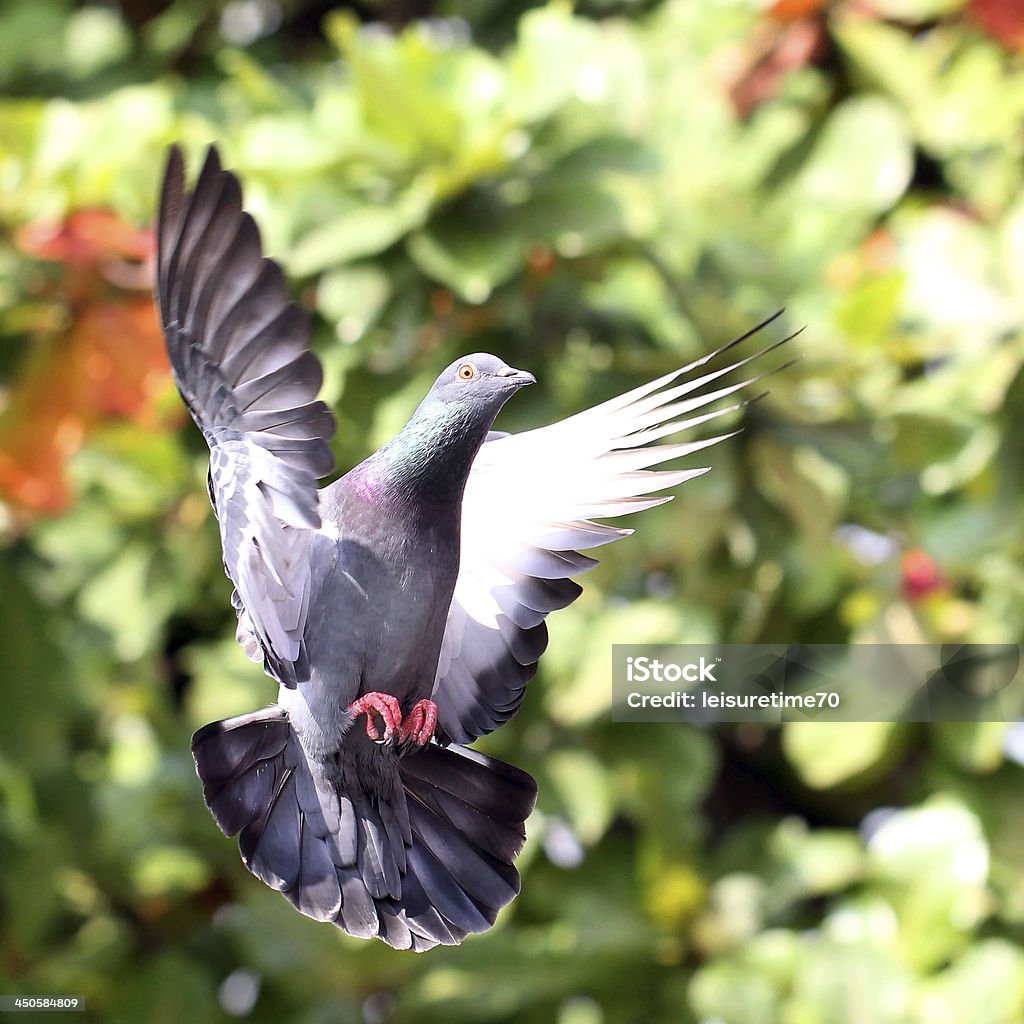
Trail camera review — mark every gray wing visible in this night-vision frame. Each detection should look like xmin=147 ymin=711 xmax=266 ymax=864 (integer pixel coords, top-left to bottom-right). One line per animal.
xmin=431 ymin=314 xmax=796 ymax=743
xmin=157 ymin=145 xmax=336 ymax=687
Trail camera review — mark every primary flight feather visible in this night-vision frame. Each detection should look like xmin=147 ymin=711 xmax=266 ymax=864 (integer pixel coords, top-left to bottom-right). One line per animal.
xmin=156 ymin=144 xmax=793 ymax=950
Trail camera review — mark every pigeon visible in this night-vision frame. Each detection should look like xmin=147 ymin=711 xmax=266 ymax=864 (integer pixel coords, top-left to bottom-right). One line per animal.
xmin=155 ymin=144 xmax=793 ymax=951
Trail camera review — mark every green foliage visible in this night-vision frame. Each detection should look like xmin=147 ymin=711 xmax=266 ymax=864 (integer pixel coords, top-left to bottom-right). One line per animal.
xmin=2 ymin=1 xmax=1024 ymax=1021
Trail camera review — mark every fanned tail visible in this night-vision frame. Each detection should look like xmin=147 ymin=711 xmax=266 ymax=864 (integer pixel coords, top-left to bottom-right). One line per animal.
xmin=192 ymin=708 xmax=537 ymax=950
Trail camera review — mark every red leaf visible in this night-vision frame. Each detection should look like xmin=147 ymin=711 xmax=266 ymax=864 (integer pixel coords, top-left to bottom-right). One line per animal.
xmin=970 ymin=0 xmax=1024 ymax=51
xmin=901 ymin=548 xmax=948 ymax=602
xmin=726 ymin=18 xmax=829 ymax=118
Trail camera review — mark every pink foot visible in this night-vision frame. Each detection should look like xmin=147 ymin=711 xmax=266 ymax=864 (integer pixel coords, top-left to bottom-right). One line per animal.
xmin=348 ymin=692 xmax=403 ymax=743
xmin=400 ymin=699 xmax=438 ymax=746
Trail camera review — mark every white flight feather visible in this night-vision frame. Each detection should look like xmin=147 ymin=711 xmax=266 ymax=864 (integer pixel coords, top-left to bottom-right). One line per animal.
xmin=442 ymin=342 xmax=783 ymax=683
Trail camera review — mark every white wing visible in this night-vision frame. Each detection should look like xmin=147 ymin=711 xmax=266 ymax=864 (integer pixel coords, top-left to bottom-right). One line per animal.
xmin=432 ymin=315 xmax=795 ymax=742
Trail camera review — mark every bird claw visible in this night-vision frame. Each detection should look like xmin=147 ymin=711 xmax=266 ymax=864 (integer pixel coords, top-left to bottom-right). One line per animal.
xmin=348 ymin=692 xmax=403 ymax=744
xmin=401 ymin=699 xmax=439 ymax=746
xmin=347 ymin=695 xmax=439 ymax=748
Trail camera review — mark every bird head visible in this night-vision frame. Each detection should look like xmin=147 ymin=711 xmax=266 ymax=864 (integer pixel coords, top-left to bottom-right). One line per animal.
xmin=380 ymin=354 xmax=536 ymax=491
xmin=427 ymin=354 xmax=536 ymax=406
xmin=409 ymin=353 xmax=536 ymax=438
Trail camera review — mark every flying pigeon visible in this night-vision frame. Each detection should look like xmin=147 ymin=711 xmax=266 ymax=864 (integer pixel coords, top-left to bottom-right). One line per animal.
xmin=155 ymin=145 xmax=793 ymax=951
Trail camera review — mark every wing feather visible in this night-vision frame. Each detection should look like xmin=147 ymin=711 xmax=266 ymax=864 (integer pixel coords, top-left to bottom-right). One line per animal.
xmin=432 ymin=313 xmax=797 ymax=742
xmin=156 ymin=145 xmax=336 ymax=686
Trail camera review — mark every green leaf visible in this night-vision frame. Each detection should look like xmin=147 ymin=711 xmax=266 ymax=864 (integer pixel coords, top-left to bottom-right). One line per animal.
xmin=769 ymin=96 xmax=912 ymax=261
xmin=407 ymin=215 xmax=524 ymax=303
xmin=289 ymin=188 xmax=431 ymax=276
xmin=867 ymin=0 xmax=965 ymax=19
xmin=918 ymin=940 xmax=1024 ymax=1024
xmin=109 ymin=952 xmax=220 ymax=1024
xmin=544 ymin=750 xmax=614 ymax=844
xmin=506 ymin=6 xmax=606 ymax=122
xmin=932 ymin=721 xmax=1009 ymax=773
xmin=783 ymin=722 xmax=903 ymax=789
xmin=326 ymin=11 xmax=463 ymax=157
xmin=76 ymin=541 xmax=174 ymax=661
xmin=0 ymin=558 xmax=71 ymax=772
xmin=835 ymin=272 xmax=905 ymax=348
xmin=517 ymin=182 xmax=626 ymax=257
xmin=770 ymin=820 xmax=865 ymax=899
xmin=132 ymin=845 xmax=211 ymax=898
xmin=317 ymin=265 xmax=391 ymax=342
xmin=867 ymin=797 xmax=990 ymax=969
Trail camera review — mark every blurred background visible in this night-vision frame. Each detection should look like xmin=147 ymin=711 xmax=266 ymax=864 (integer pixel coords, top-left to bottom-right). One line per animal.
xmin=2 ymin=0 xmax=1024 ymax=1020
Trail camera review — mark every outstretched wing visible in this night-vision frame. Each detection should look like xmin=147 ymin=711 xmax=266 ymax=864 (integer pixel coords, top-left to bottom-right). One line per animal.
xmin=157 ymin=145 xmax=336 ymax=687
xmin=431 ymin=314 xmax=796 ymax=743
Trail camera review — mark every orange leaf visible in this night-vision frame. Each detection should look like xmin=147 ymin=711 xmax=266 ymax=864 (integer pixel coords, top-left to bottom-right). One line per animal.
xmin=17 ymin=209 xmax=153 ymax=267
xmin=771 ymin=0 xmax=826 ymax=21
xmin=0 ymin=209 xmax=172 ymax=518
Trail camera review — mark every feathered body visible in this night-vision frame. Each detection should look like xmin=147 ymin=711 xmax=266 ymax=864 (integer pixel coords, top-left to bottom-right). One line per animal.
xmin=284 ymin=390 xmax=502 ymax=755
xmin=158 ymin=145 xmax=793 ymax=950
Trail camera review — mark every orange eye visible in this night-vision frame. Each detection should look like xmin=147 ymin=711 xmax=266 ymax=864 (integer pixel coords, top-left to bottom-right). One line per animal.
xmin=457 ymin=364 xmax=476 ymax=381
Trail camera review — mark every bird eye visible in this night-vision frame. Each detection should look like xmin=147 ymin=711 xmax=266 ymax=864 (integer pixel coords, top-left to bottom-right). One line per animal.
xmin=457 ymin=364 xmax=476 ymax=381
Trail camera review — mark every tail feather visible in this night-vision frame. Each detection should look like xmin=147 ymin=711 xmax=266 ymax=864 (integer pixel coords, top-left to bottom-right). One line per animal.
xmin=406 ymin=840 xmax=495 ymax=934
xmin=191 ymin=706 xmax=537 ymax=951
xmin=291 ymin=821 xmax=342 ymax=922
xmin=336 ymin=866 xmax=378 ymax=937
xmin=409 ymin=785 xmax=527 ymax=863
xmin=393 ymin=868 xmax=468 ymax=949
xmin=193 ymin=706 xmax=290 ymax=781
xmin=192 ymin=708 xmax=289 ymax=838
xmin=405 ymin=797 xmax=520 ymax=912
xmin=377 ymin=907 xmax=413 ymax=950
xmin=400 ymin=742 xmax=536 ymax=821
xmin=240 ymin=769 xmax=302 ymax=892
xmin=294 ymin=759 xmax=344 ymax=844
xmin=356 ymin=809 xmax=401 ymax=900
xmin=380 ymin=786 xmax=411 ymax=868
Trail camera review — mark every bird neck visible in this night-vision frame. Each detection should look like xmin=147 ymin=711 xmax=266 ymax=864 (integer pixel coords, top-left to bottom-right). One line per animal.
xmin=356 ymin=399 xmax=495 ymax=509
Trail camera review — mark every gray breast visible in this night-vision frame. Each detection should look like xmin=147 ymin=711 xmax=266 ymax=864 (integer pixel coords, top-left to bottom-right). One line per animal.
xmin=306 ymin=491 xmax=460 ymax=709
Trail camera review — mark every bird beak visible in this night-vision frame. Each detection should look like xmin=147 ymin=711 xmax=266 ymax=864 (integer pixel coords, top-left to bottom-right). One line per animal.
xmin=498 ymin=366 xmax=536 ymax=386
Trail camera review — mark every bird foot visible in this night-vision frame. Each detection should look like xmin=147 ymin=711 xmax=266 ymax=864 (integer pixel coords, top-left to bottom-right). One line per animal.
xmin=348 ymin=694 xmax=438 ymax=747
xmin=401 ymin=699 xmax=438 ymax=746
xmin=348 ymin=692 xmax=403 ymax=744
